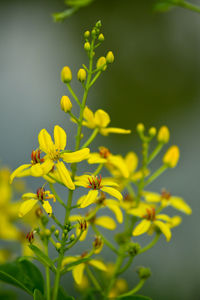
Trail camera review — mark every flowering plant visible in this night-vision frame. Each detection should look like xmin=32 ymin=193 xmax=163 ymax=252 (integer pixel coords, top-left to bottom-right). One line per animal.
xmin=0 ymin=21 xmax=191 ymax=300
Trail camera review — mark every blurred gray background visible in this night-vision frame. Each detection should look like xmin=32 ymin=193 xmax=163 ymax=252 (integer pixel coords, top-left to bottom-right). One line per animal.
xmin=0 ymin=0 xmax=200 ymax=299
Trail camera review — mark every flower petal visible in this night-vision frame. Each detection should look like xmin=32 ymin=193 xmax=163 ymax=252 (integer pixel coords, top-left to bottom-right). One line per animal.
xmin=19 ymin=199 xmax=38 ymax=217
xmin=62 ymin=148 xmax=90 ymax=163
xmin=56 ymin=161 xmax=75 ymax=190
xmin=170 ymin=197 xmax=192 ymax=215
xmin=61 ymin=256 xmax=77 ymax=269
xmin=132 ymin=219 xmax=151 ymax=236
xmin=80 ymin=190 xmax=98 ymax=208
xmin=156 ymin=214 xmax=171 ymax=222
xmin=101 ymin=186 xmax=122 ymax=201
xmin=22 ymin=193 xmax=37 ymax=200
xmin=94 ymin=109 xmax=110 ymax=128
xmin=10 ymin=164 xmax=31 ymax=183
xmin=38 ymin=128 xmax=54 ymax=154
xmin=42 ymin=201 xmax=52 ymax=215
xmin=108 ymin=155 xmax=129 ymax=178
xmin=54 ymin=125 xmax=67 ymax=151
xmin=88 ymin=153 xmax=106 ymax=164
xmin=72 ymin=263 xmax=85 ymax=285
xmin=41 ymin=159 xmax=54 ymax=175
xmin=125 ymin=152 xmax=138 ymax=174
xmin=143 ymin=191 xmax=161 ymax=203
xmin=95 ymin=216 xmax=116 ymax=230
xmin=83 ymin=106 xmax=95 ymax=128
xmin=100 ymin=127 xmax=131 ymax=136
xmin=154 ymin=220 xmax=171 ymax=241
xmin=106 ymin=200 xmax=123 ymax=223
xmin=89 ymin=259 xmax=107 ymax=271
xmin=31 ymin=164 xmax=44 ymax=177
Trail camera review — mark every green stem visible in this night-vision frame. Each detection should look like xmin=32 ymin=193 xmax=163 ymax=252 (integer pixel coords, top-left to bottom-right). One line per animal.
xmin=81 ymin=128 xmax=99 ymax=148
xmin=85 ymin=266 xmax=103 ymax=293
xmin=117 ymin=256 xmax=134 ymax=275
xmin=139 ymin=234 xmax=160 ymax=254
xmin=49 ymin=183 xmax=67 ymax=209
xmin=69 ymin=111 xmax=79 ymax=124
xmin=89 ymin=70 xmax=101 ymax=87
xmin=52 ymin=252 xmax=64 ymax=300
xmin=147 ymin=143 xmax=163 ymax=165
xmin=51 ymin=214 xmax=64 ymax=229
xmin=93 ymin=163 xmax=104 ymax=176
xmin=178 ymin=1 xmax=200 ymax=13
xmin=145 ymin=164 xmax=167 ymax=187
xmin=64 ymin=231 xmax=83 ymax=251
xmin=117 ymin=279 xmax=145 ymax=298
xmin=45 ymin=242 xmax=51 ymax=300
xmin=66 ymin=83 xmax=81 ymax=106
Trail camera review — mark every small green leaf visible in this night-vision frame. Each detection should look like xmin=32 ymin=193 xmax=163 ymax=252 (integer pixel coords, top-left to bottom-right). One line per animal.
xmin=29 ymin=244 xmax=56 ymax=273
xmin=34 ymin=289 xmax=46 ymax=300
xmin=117 ymin=295 xmax=152 ymax=300
xmin=0 ymin=259 xmax=44 ymax=295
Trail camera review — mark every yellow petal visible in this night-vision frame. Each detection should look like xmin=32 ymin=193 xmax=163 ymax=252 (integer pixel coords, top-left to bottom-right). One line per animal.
xmin=19 ymin=199 xmax=38 ymax=217
xmin=22 ymin=193 xmax=37 ymax=200
xmin=72 ymin=263 xmax=85 ymax=285
xmin=94 ymin=109 xmax=110 ymax=128
xmin=101 ymin=186 xmax=122 ymax=201
xmin=106 ymin=200 xmax=123 ymax=223
xmin=88 ymin=153 xmax=106 ymax=164
xmin=143 ymin=191 xmax=161 ymax=203
xmin=76 ymin=226 xmax=89 ymax=241
xmin=42 ymin=201 xmax=52 ymax=215
xmin=83 ymin=106 xmax=95 ymax=128
xmin=125 ymin=152 xmax=138 ymax=174
xmin=80 ymin=190 xmax=98 ymax=208
xmin=100 ymin=127 xmax=131 ymax=136
xmin=156 ymin=214 xmax=171 ymax=222
xmin=168 ymin=216 xmax=182 ymax=228
xmin=95 ymin=216 xmax=116 ymax=230
xmin=132 ymin=219 xmax=151 ymax=236
xmin=170 ymin=197 xmax=192 ymax=215
xmin=54 ymin=125 xmax=67 ymax=150
xmin=56 ymin=161 xmax=75 ymax=190
xmin=101 ymin=178 xmax=119 ymax=187
xmin=89 ymin=259 xmax=107 ymax=271
xmin=62 ymin=256 xmax=77 ymax=269
xmin=62 ymin=148 xmax=90 ymax=163
xmin=154 ymin=220 xmax=171 ymax=241
xmin=41 ymin=159 xmax=54 ymax=175
xmin=109 ymin=156 xmax=129 ymax=178
xmin=31 ymin=164 xmax=44 ymax=177
xmin=38 ymin=128 xmax=54 ymax=154
xmin=10 ymin=164 xmax=31 ymax=183
xmin=69 ymin=215 xmax=81 ymax=222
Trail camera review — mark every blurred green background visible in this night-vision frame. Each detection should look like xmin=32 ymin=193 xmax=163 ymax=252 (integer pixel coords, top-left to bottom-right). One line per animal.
xmin=0 ymin=0 xmax=200 ymax=299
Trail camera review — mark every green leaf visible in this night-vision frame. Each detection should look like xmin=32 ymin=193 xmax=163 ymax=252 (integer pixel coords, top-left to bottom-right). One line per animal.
xmin=0 ymin=290 xmax=17 ymax=300
xmin=57 ymin=286 xmax=75 ymax=300
xmin=0 ymin=259 xmax=44 ymax=295
xmin=117 ymin=295 xmax=152 ymax=300
xmin=29 ymin=244 xmax=56 ymax=273
xmin=34 ymin=289 xmax=46 ymax=300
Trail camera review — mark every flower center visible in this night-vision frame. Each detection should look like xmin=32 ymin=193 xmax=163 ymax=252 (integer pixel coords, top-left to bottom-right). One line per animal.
xmin=31 ymin=150 xmax=44 ymax=164
xmin=36 ymin=187 xmax=45 ymax=201
xmin=161 ymin=189 xmax=171 ymax=200
xmin=87 ymin=175 xmax=103 ymax=190
xmin=143 ymin=208 xmax=156 ymax=221
xmin=49 ymin=148 xmax=60 ymax=161
xmin=99 ymin=146 xmax=110 ymax=158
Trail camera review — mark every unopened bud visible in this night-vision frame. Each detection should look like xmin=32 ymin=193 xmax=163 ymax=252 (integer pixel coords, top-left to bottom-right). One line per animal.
xmin=60 ymin=95 xmax=72 ymax=113
xmin=54 ymin=229 xmax=59 ymax=238
xmin=64 ymin=222 xmax=72 ymax=232
xmin=149 ymin=127 xmax=157 ymax=137
xmin=70 ymin=234 xmax=75 ymax=241
xmin=128 ymin=242 xmax=141 ymax=256
xmin=137 ymin=267 xmax=151 ymax=279
xmin=163 ymin=145 xmax=180 ymax=168
xmin=84 ymin=42 xmax=90 ymax=51
xmin=45 ymin=229 xmax=51 ymax=237
xmin=77 ymin=68 xmax=87 ymax=82
xmin=61 ymin=66 xmax=72 ymax=83
xmin=56 ymin=242 xmax=62 ymax=251
xmin=136 ymin=123 xmax=145 ymax=133
xmin=98 ymin=33 xmax=104 ymax=42
xmin=84 ymin=31 xmax=90 ymax=39
xmin=50 ymin=225 xmax=55 ymax=232
xmin=106 ymin=51 xmax=114 ymax=64
xmin=96 ymin=56 xmax=107 ymax=71
xmin=91 ymin=29 xmax=96 ymax=38
xmin=157 ymin=126 xmax=170 ymax=143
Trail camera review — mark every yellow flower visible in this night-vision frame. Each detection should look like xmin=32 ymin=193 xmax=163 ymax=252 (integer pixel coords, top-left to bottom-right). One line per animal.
xmin=88 ymin=147 xmax=129 ymax=178
xmin=132 ymin=207 xmax=172 ymax=241
xmin=61 ymin=255 xmax=107 ymax=285
xmin=163 ymin=145 xmax=180 ymax=168
xmin=19 ymin=187 xmax=55 ymax=217
xmin=38 ymin=125 xmax=90 ymax=190
xmin=143 ymin=190 xmax=192 ymax=215
xmin=81 ymin=106 xmax=131 ymax=136
xmin=75 ymin=174 xmax=122 ymax=208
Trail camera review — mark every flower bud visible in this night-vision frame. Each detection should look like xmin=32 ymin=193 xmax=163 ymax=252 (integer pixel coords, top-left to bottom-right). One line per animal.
xmin=136 ymin=123 xmax=145 ymax=133
xmin=56 ymin=242 xmax=62 ymax=251
xmin=77 ymin=68 xmax=87 ymax=82
xmin=127 ymin=242 xmax=141 ymax=256
xmin=44 ymin=229 xmax=51 ymax=237
xmin=61 ymin=66 xmax=72 ymax=83
xmin=106 ymin=51 xmax=114 ymax=64
xmin=50 ymin=225 xmax=55 ymax=232
xmin=115 ymin=279 xmax=128 ymax=293
xmin=98 ymin=33 xmax=104 ymax=42
xmin=137 ymin=267 xmax=151 ymax=279
xmin=84 ymin=30 xmax=90 ymax=39
xmin=91 ymin=29 xmax=96 ymax=38
xmin=54 ymin=229 xmax=59 ymax=238
xmin=84 ymin=42 xmax=90 ymax=51
xmin=157 ymin=126 xmax=170 ymax=143
xmin=149 ymin=127 xmax=157 ymax=137
xmin=96 ymin=57 xmax=107 ymax=71
xmin=163 ymin=145 xmax=180 ymax=168
xmin=70 ymin=234 xmax=75 ymax=241
xmin=60 ymin=95 xmax=72 ymax=113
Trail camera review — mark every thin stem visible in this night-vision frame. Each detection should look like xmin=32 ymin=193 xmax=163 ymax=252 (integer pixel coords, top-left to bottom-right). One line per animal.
xmin=52 ymin=252 xmax=64 ymax=300
xmin=66 ymin=83 xmax=81 ymax=106
xmin=89 ymin=71 xmax=101 ymax=88
xmin=85 ymin=266 xmax=103 ymax=293
xmin=178 ymin=1 xmax=200 ymax=13
xmin=81 ymin=128 xmax=99 ymax=148
xmin=117 ymin=256 xmax=134 ymax=275
xmin=147 ymin=143 xmax=163 ymax=165
xmin=93 ymin=163 xmax=103 ymax=176
xmin=117 ymin=279 xmax=145 ymax=298
xmin=139 ymin=234 xmax=160 ymax=254
xmin=45 ymin=242 xmax=51 ymax=300
xmin=145 ymin=164 xmax=167 ymax=187
xmin=51 ymin=214 xmax=64 ymax=229
xmin=49 ymin=183 xmax=67 ymax=209
xmin=64 ymin=231 xmax=83 ymax=251
xmin=68 ymin=111 xmax=79 ymax=124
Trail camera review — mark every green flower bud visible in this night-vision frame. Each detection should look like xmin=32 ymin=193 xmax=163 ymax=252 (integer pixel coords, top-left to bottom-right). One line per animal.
xmin=84 ymin=31 xmax=90 ymax=39
xmin=54 ymin=229 xmax=59 ymax=238
xmin=98 ymin=33 xmax=104 ymax=42
xmin=96 ymin=56 xmax=107 ymax=71
xmin=106 ymin=51 xmax=114 ymax=64
xmin=84 ymin=42 xmax=91 ymax=51
xmin=61 ymin=66 xmax=72 ymax=83
xmin=56 ymin=243 xmax=62 ymax=251
xmin=77 ymin=68 xmax=87 ymax=82
xmin=149 ymin=127 xmax=157 ymax=137
xmin=50 ymin=225 xmax=55 ymax=232
xmin=137 ymin=267 xmax=151 ymax=279
xmin=44 ymin=229 xmax=51 ymax=237
xmin=136 ymin=123 xmax=145 ymax=133
xmin=70 ymin=234 xmax=75 ymax=241
xmin=127 ymin=242 xmax=141 ymax=256
xmin=91 ymin=29 xmax=96 ymax=38
xmin=41 ymin=215 xmax=49 ymax=226
xmin=60 ymin=95 xmax=72 ymax=113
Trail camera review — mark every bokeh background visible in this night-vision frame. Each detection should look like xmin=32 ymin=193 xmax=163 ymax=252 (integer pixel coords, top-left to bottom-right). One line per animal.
xmin=0 ymin=0 xmax=200 ymax=299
